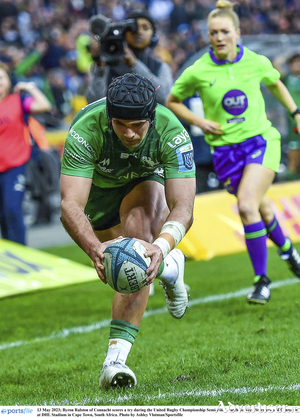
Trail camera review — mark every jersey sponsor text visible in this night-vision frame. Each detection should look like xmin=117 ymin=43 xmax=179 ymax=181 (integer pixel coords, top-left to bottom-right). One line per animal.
xmin=63 ymin=148 xmax=91 ymax=164
xmin=167 ymin=129 xmax=190 ymax=148
xmin=69 ymin=127 xmax=96 ymax=154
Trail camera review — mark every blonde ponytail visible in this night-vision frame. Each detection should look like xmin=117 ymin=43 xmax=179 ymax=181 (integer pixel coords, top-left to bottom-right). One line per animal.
xmin=208 ymin=0 xmax=240 ymax=29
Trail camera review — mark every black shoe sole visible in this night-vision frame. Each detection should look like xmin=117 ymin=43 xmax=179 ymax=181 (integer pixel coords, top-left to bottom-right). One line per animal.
xmin=247 ymin=297 xmax=269 ymax=305
xmin=111 ymin=373 xmax=136 ymax=388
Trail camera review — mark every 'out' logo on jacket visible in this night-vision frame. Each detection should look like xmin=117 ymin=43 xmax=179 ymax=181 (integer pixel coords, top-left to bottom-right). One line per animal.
xmin=222 ymin=90 xmax=248 ymax=116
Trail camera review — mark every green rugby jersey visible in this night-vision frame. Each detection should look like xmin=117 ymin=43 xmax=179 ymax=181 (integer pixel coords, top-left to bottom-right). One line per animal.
xmin=61 ymin=98 xmax=195 ymax=188
xmin=171 ymin=45 xmax=281 ymax=146
xmin=282 ymin=72 xmax=300 ymax=144
xmin=282 ymin=73 xmax=300 ymax=105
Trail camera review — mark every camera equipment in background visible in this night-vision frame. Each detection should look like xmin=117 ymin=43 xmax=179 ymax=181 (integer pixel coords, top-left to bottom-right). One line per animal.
xmin=89 ymin=14 xmax=138 ymax=65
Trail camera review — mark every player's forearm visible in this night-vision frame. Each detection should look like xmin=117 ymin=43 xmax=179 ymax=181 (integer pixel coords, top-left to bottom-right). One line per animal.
xmin=165 ymin=178 xmax=195 ymax=226
xmin=166 ymin=200 xmax=194 ymax=233
xmin=153 ymin=203 xmax=194 ymax=257
xmin=165 ymin=97 xmax=203 ymax=126
xmin=60 ymin=200 xmax=101 ymax=258
xmin=158 ymin=178 xmax=196 ymax=251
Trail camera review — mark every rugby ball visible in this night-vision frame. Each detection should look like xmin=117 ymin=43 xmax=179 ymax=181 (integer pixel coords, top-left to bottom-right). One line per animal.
xmin=103 ymin=238 xmax=151 ymax=294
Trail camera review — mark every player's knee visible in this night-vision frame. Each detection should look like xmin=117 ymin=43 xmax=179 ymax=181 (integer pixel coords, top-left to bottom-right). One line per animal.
xmin=122 ymin=206 xmax=168 ymax=242
xmin=237 ymin=199 xmax=257 ymax=222
xmin=126 ymin=227 xmax=155 ymax=243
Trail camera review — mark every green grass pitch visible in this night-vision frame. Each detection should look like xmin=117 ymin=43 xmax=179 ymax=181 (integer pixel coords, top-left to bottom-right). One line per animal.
xmin=1 ymin=242 xmax=300 ymax=406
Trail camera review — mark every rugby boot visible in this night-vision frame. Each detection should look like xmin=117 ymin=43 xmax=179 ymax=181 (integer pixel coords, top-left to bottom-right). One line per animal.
xmin=159 ymin=249 xmax=189 ymax=318
xmin=99 ymin=361 xmax=136 ymax=389
xmin=278 ymin=238 xmax=300 ymax=278
xmin=247 ymin=275 xmax=271 ymax=305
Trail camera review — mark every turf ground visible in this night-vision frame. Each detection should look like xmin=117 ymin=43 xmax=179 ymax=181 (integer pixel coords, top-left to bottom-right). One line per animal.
xmin=1 ymin=242 xmax=300 ymax=406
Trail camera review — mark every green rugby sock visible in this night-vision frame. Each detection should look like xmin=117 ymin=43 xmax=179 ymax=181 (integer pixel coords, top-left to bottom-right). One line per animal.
xmin=280 ymin=238 xmax=292 ymax=253
xmin=109 ymin=320 xmax=139 ymax=344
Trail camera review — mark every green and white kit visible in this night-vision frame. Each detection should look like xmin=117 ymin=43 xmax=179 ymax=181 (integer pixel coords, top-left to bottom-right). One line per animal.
xmin=61 ymin=98 xmax=195 ymax=229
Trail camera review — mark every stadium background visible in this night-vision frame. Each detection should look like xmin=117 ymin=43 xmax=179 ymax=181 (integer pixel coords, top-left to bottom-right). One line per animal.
xmin=0 ymin=0 xmax=299 ymax=229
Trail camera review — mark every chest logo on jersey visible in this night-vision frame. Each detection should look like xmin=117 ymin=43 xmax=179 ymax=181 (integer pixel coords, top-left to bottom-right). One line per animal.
xmin=242 ymin=72 xmax=252 ymax=79
xmin=97 ymin=158 xmax=114 ymax=173
xmin=120 ymin=153 xmax=138 ymax=159
xmin=141 ymin=156 xmax=160 ymax=169
xmin=222 ymin=90 xmax=248 ymax=116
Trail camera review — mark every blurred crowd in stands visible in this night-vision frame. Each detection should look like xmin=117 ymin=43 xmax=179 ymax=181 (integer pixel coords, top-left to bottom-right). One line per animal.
xmin=1 ymin=0 xmax=300 ymax=128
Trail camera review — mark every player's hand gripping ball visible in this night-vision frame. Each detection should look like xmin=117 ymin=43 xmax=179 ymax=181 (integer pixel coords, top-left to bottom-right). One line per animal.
xmin=103 ymin=238 xmax=151 ymax=294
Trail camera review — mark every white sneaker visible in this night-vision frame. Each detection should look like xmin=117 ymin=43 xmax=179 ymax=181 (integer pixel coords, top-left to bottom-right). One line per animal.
xmin=159 ymin=249 xmax=189 ymax=319
xmin=99 ymin=361 xmax=137 ymax=389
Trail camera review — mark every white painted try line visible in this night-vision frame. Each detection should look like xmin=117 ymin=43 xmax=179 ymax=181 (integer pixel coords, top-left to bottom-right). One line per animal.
xmin=0 ymin=277 xmax=298 ymax=352
xmin=49 ymin=382 xmax=300 ymax=405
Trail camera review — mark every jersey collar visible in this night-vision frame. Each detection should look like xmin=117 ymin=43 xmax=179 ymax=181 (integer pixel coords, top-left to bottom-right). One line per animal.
xmin=209 ymin=44 xmax=244 ymax=65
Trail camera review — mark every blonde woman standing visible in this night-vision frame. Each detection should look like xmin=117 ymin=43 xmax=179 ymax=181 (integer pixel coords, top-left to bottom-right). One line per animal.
xmin=166 ymin=0 xmax=300 ymax=305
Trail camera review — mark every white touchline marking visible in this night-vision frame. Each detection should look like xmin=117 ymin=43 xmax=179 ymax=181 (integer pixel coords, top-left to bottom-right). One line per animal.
xmin=0 ymin=277 xmax=298 ymax=352
xmin=48 ymin=382 xmax=300 ymax=405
